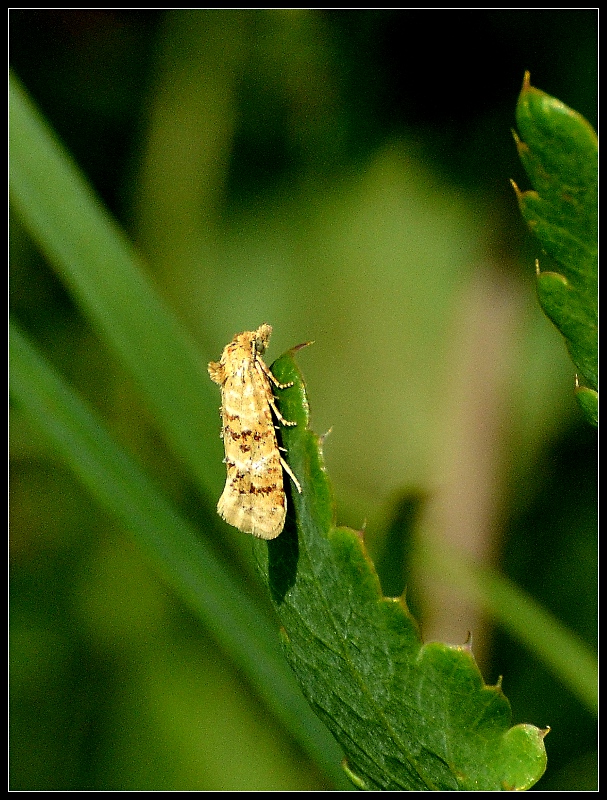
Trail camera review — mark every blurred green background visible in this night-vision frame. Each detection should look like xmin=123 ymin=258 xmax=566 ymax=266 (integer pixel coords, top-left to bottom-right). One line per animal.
xmin=10 ymin=9 xmax=597 ymax=791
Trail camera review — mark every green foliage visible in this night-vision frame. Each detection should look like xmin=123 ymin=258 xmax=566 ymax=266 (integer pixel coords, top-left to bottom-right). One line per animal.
xmin=9 ymin=322 xmax=345 ymax=786
xmin=255 ymin=351 xmax=548 ymax=791
xmin=9 ymin=72 xmax=221 ymax=495
xmin=513 ymin=72 xmax=598 ymax=425
xmin=9 ymin=72 xmax=346 ymax=788
xmin=10 ymin=24 xmax=597 ymax=790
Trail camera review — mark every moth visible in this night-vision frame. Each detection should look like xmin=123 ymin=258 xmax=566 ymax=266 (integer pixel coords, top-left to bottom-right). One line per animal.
xmin=208 ymin=323 xmax=302 ymax=539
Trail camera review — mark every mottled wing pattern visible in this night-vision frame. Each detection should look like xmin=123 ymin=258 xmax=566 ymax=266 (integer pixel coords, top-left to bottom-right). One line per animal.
xmin=208 ymin=325 xmax=292 ymax=539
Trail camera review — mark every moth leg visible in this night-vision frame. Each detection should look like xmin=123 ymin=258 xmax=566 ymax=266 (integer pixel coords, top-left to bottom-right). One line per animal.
xmin=257 ymin=356 xmax=294 ymax=390
xmin=254 ymin=360 xmax=297 ymax=427
xmin=267 ymin=392 xmax=297 ymax=427
xmin=280 ymin=456 xmax=302 ymax=494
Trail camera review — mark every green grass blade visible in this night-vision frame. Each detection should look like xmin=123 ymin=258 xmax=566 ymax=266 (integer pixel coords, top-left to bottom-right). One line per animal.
xmin=9 ymin=320 xmax=346 ymax=787
xmin=9 ymin=71 xmax=221 ymax=494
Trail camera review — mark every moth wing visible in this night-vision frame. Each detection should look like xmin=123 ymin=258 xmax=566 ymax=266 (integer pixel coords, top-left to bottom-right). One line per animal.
xmin=218 ymin=367 xmax=287 ymax=538
xmin=217 ymin=484 xmax=286 ymax=539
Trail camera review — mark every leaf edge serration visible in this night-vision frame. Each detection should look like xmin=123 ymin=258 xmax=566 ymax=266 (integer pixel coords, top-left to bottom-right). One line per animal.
xmin=254 ymin=348 xmax=548 ymax=791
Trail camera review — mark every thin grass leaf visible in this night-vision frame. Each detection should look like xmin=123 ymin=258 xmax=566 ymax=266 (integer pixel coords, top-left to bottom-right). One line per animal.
xmin=9 ymin=71 xmax=222 ymax=495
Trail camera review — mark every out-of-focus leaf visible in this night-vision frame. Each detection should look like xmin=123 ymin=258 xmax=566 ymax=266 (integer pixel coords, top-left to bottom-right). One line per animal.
xmin=9 ymin=321 xmax=346 ymax=787
xmin=9 ymin=71 xmax=222 ymax=496
xmin=512 ymin=72 xmax=597 ymax=423
xmin=254 ymin=349 xmax=548 ymax=791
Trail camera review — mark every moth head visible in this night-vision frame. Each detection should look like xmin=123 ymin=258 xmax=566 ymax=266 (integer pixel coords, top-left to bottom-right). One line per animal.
xmin=254 ymin=323 xmax=273 ymax=356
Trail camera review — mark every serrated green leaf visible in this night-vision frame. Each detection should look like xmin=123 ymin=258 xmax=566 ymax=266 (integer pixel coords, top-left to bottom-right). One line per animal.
xmin=255 ymin=350 xmax=548 ymax=791
xmin=534 ymin=271 xmax=596 ymax=389
xmin=512 ymin=72 xmax=597 ymax=423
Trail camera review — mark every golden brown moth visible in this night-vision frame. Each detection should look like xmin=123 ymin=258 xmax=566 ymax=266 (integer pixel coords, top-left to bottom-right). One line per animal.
xmin=208 ymin=323 xmax=302 ymax=539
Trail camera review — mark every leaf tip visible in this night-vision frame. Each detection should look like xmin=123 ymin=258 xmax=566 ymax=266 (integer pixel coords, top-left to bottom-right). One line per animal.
xmin=510 ymin=178 xmax=522 ymax=202
xmin=519 ymin=69 xmax=543 ymax=104
xmin=318 ymin=426 xmax=333 ymax=446
xmin=354 ymin=525 xmax=367 ymax=543
xmin=574 ymin=382 xmax=598 ymax=427
xmin=511 ymin=128 xmax=530 ymax=160
xmin=290 ymin=339 xmax=315 ymax=355
xmin=341 ymin=759 xmax=369 ymax=790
